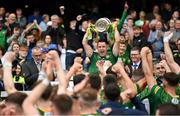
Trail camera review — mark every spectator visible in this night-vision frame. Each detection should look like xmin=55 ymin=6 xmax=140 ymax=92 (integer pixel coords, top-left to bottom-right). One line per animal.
xmin=171 ymin=10 xmax=179 ymax=21
xmin=170 ymin=19 xmax=180 ymax=49
xmin=43 ymin=35 xmax=52 ymax=48
xmin=45 ymin=14 xmax=65 ymax=46
xmin=146 ymin=5 xmax=160 ymax=21
xmin=28 ymin=9 xmax=42 ymax=24
xmin=39 ymin=14 xmax=49 ymax=32
xmin=148 ymin=21 xmax=164 ymax=58
xmin=12 ymin=63 xmax=26 ymax=90
xmin=0 ymin=7 xmax=6 ymax=23
xmin=126 ymin=47 xmax=142 ymax=77
xmin=16 ymin=8 xmax=27 ymax=28
xmin=65 ymin=20 xmax=83 ymax=70
xmin=22 ymin=47 xmax=43 ymax=89
xmin=162 ymin=2 xmax=173 ymax=23
xmin=17 ymin=44 xmax=28 ymax=64
xmin=0 ymin=21 xmax=7 ymax=49
xmin=132 ymin=26 xmax=148 ymax=49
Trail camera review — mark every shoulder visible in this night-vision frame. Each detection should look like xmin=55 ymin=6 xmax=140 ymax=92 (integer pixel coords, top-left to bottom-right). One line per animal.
xmin=150 ymin=84 xmax=163 ymax=95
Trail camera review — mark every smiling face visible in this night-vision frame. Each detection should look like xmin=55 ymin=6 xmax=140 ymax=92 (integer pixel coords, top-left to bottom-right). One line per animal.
xmin=130 ymin=50 xmax=141 ymax=63
xmin=97 ymin=42 xmax=107 ymax=57
xmin=119 ymin=43 xmax=126 ymax=55
xmin=12 ymin=43 xmax=20 ymax=53
xmin=16 ymin=64 xmax=21 ymax=75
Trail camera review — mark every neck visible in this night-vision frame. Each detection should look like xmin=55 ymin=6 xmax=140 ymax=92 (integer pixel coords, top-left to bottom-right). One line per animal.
xmin=133 ymin=61 xmax=140 ymax=64
xmin=37 ymin=99 xmax=51 ymax=112
xmin=164 ymin=85 xmax=176 ymax=96
xmin=81 ymin=106 xmax=97 ymax=114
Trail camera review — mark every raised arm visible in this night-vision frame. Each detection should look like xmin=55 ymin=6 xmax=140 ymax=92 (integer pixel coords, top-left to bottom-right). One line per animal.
xmin=141 ymin=47 xmax=156 ymax=89
xmin=2 ymin=52 xmax=17 ymax=94
xmin=66 ymin=57 xmax=83 ymax=82
xmin=159 ymin=60 xmax=171 ymax=73
xmin=112 ymin=61 xmax=137 ymax=96
xmin=73 ymin=75 xmax=89 ymax=94
xmin=24 ymin=22 xmax=35 ymax=33
xmin=34 ymin=20 xmax=42 ymax=36
xmin=112 ymin=27 xmax=120 ymax=57
xmin=82 ymin=32 xmax=93 ymax=58
xmin=48 ymin=50 xmax=67 ymax=95
xmin=163 ymin=32 xmax=180 ymax=74
xmin=117 ymin=1 xmax=128 ymax=32
xmin=22 ymin=60 xmax=54 ymax=115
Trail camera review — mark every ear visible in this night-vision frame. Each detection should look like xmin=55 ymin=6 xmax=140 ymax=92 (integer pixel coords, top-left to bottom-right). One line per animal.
xmin=162 ymin=79 xmax=167 ymax=86
xmin=9 ymin=108 xmax=16 ymax=115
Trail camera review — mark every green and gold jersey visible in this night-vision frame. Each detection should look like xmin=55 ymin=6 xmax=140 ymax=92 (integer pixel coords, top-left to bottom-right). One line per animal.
xmin=88 ymin=49 xmax=117 ymax=74
xmin=149 ymin=84 xmax=180 ymax=115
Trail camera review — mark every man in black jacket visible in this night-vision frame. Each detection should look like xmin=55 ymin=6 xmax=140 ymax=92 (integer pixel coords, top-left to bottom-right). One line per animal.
xmin=22 ymin=47 xmax=42 ymax=89
xmin=132 ymin=26 xmax=148 ymax=49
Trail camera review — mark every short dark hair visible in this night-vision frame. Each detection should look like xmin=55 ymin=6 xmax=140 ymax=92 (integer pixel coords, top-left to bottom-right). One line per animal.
xmin=106 ymin=66 xmax=117 ymax=77
xmin=157 ymin=103 xmax=180 ymax=115
xmin=132 ymin=68 xmax=144 ymax=82
xmin=97 ymin=39 xmax=108 ymax=45
xmin=104 ymin=84 xmax=120 ymax=101
xmin=80 ymin=88 xmax=97 ymax=106
xmin=89 ymin=73 xmax=101 ymax=91
xmin=103 ymin=74 xmax=118 ymax=87
xmin=131 ymin=47 xmax=140 ymax=52
xmin=41 ymin=85 xmax=53 ymax=100
xmin=163 ymin=72 xmax=179 ymax=86
xmin=73 ymin=74 xmax=85 ymax=86
xmin=6 ymin=92 xmax=27 ymax=109
xmin=25 ymin=32 xmax=33 ymax=37
xmin=51 ymin=94 xmax=73 ymax=115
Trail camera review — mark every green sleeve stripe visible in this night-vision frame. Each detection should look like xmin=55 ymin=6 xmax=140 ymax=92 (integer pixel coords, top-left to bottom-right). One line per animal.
xmin=154 ymin=86 xmax=160 ymax=94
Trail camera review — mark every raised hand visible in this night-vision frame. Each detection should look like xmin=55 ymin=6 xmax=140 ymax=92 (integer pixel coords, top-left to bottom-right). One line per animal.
xmin=124 ymin=1 xmax=129 ymax=11
xmin=163 ymin=31 xmax=173 ymax=42
xmin=76 ymin=15 xmax=82 ymax=21
xmin=46 ymin=61 xmax=54 ymax=81
xmin=1 ymin=51 xmax=16 ymax=64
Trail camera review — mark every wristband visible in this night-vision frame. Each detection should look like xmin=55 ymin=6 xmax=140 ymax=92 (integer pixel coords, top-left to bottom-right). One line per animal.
xmin=42 ymin=78 xmax=50 ymax=86
xmin=38 ymin=71 xmax=47 ymax=81
xmin=163 ymin=32 xmax=173 ymax=42
xmin=2 ymin=63 xmax=12 ymax=68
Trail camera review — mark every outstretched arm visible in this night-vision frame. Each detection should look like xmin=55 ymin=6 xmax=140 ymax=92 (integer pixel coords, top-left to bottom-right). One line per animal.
xmin=117 ymin=1 xmax=128 ymax=32
xmin=141 ymin=47 xmax=156 ymax=89
xmin=163 ymin=32 xmax=180 ymax=74
xmin=2 ymin=52 xmax=17 ymax=94
xmin=112 ymin=27 xmax=120 ymax=57
xmin=112 ymin=61 xmax=137 ymax=96
xmin=48 ymin=50 xmax=67 ymax=95
xmin=23 ymin=60 xmax=54 ymax=115
xmin=82 ymin=32 xmax=93 ymax=58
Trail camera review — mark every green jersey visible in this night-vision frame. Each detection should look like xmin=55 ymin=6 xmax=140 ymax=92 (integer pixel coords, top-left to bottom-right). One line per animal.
xmin=149 ymin=84 xmax=180 ymax=115
xmin=0 ymin=29 xmax=7 ymax=49
xmin=88 ymin=49 xmax=117 ymax=74
xmin=118 ymin=53 xmax=131 ymax=65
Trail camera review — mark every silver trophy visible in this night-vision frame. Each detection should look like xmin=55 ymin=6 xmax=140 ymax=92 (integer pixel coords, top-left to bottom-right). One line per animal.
xmin=95 ymin=18 xmax=111 ymax=32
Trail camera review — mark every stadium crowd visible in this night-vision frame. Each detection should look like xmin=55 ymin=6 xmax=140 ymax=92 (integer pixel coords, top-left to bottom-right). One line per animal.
xmin=0 ymin=1 xmax=180 ymax=115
